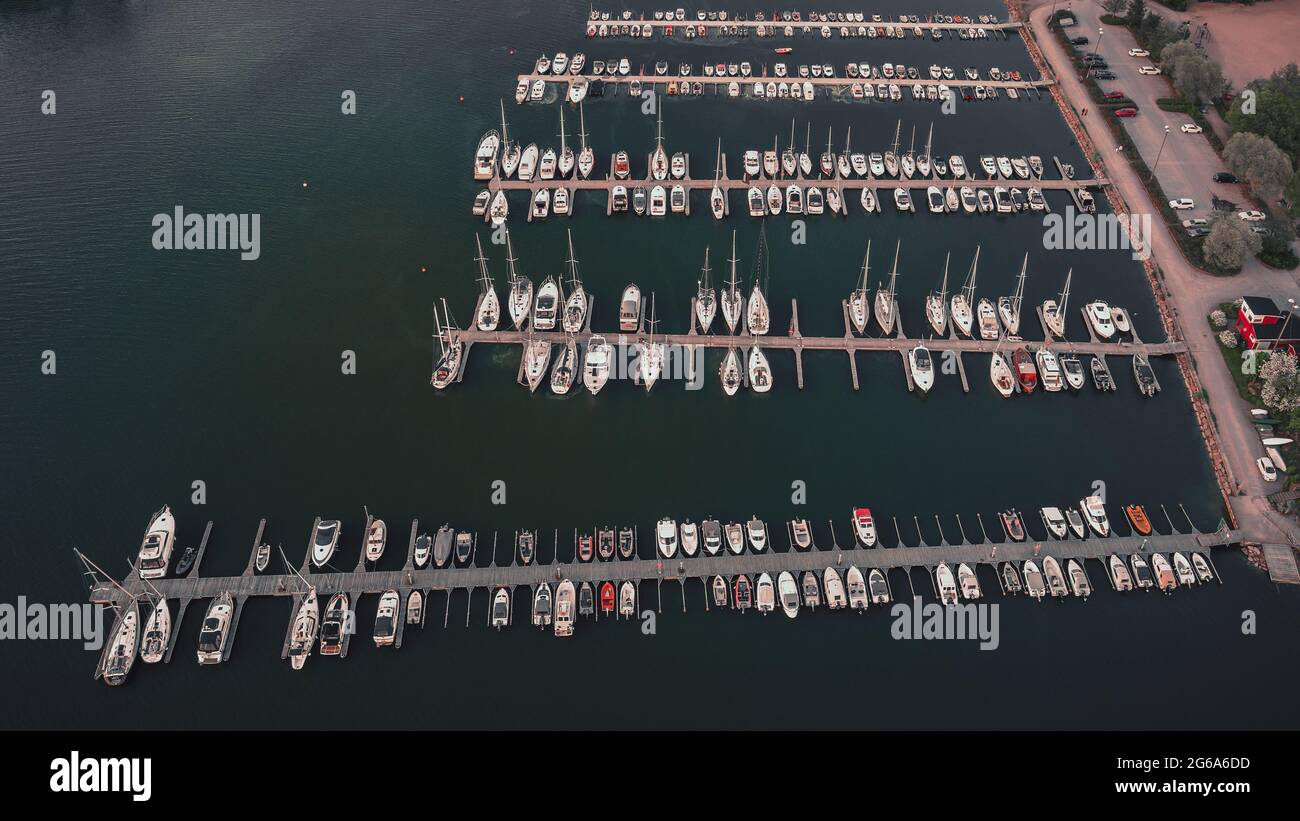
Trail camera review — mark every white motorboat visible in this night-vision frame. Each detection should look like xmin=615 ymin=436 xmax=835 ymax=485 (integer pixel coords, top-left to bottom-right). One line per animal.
xmin=1040 ymin=507 xmax=1068 ymax=539
xmin=518 ymin=143 xmax=539 ymax=182
xmin=777 ymin=571 xmax=799 ymax=618
xmin=1022 ymin=561 xmax=1046 ymax=600
xmin=620 ymin=283 xmax=642 ymax=332
xmin=473 ymin=129 xmax=501 ymax=181
xmin=196 ymin=591 xmax=234 ymax=664
xmin=656 ymin=517 xmax=678 ymax=558
xmin=846 ymin=566 xmax=869 ymax=610
xmin=746 ymin=516 xmax=768 ymax=551
xmin=1086 ymin=301 xmax=1115 ymax=339
xmin=1079 ymin=495 xmax=1111 ymax=537
xmin=1035 ymin=348 xmax=1063 ymax=392
xmin=823 ymin=568 xmax=847 ymax=609
xmin=311 ymin=519 xmax=340 ymax=568
xmin=533 ymin=276 xmax=561 ymax=330
xmin=957 ymin=563 xmax=981 ymax=600
xmin=936 ymin=562 xmax=959 ymax=605
xmin=909 ymin=345 xmax=934 ymax=394
xmin=583 ymin=335 xmax=611 ymax=395
xmin=755 ymin=573 xmax=776 ymax=614
xmin=977 ymin=297 xmax=999 ymax=340
xmin=136 ymin=505 xmax=177 ymax=580
xmin=554 ymin=580 xmax=576 ymax=637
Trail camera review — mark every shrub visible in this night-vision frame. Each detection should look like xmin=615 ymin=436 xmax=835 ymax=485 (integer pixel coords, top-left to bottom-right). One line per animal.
xmin=1211 ymin=309 xmax=1228 ymax=328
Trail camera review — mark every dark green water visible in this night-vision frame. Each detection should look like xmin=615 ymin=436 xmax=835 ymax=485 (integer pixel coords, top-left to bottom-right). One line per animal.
xmin=1 ymin=0 xmax=1297 ymax=729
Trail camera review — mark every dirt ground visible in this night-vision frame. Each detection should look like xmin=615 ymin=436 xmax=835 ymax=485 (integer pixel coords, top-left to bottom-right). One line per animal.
xmin=1161 ymin=0 xmax=1300 ymax=88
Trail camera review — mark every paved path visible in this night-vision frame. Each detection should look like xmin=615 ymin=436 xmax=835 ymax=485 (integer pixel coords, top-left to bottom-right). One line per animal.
xmin=1026 ymin=0 xmax=1300 ymax=549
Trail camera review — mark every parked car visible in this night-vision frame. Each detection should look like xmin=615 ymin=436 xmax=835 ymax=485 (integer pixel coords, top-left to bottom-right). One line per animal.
xmin=1181 ymin=218 xmax=1208 ymax=228
xmin=1082 ymin=53 xmax=1106 ymax=63
xmin=1114 ymin=107 xmax=1138 ymax=117
xmin=1104 ymin=90 xmax=1126 ymax=100
xmin=1071 ymin=36 xmax=1090 ymax=45
xmin=1181 ymin=123 xmax=1202 ymax=134
xmin=1128 ymin=48 xmax=1149 ymax=57
xmin=1257 ymin=457 xmax=1278 ymax=483
xmin=1213 ymin=172 xmax=1240 ymax=183
xmin=1169 ymin=198 xmax=1195 ymax=210
xmin=1093 ymin=70 xmax=1117 ymax=79
xmin=1186 ymin=227 xmax=1210 ymax=238
xmin=1250 ymin=225 xmax=1273 ymax=236
xmin=1137 ymin=65 xmax=1161 ymax=75
xmin=1238 ymin=210 xmax=1266 ymax=221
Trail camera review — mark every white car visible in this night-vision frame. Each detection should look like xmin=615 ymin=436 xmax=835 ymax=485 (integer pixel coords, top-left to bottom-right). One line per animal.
xmin=1169 ymin=198 xmax=1195 ymax=210
xmin=1237 ymin=210 xmax=1266 ymax=221
xmin=1128 ymin=48 xmax=1149 ymax=57
xmin=1137 ymin=65 xmax=1161 ymax=75
xmin=1181 ymin=123 xmax=1202 ymax=134
xmin=1257 ymin=457 xmax=1278 ymax=482
xmin=1181 ymin=218 xmax=1208 ymax=228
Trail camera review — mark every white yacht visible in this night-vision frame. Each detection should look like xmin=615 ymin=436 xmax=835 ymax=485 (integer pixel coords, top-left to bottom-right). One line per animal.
xmin=1086 ymin=301 xmax=1116 ymax=339
xmin=1080 ymin=496 xmax=1111 ymax=537
xmin=777 ymin=571 xmax=800 ymax=618
xmin=874 ymin=240 xmax=901 ymax=335
xmin=755 ymin=573 xmax=776 ymax=614
xmin=656 ymin=517 xmax=679 ymax=558
xmin=846 ymin=566 xmax=869 ymax=610
xmin=1036 ymin=348 xmax=1063 ymax=392
xmin=936 ymin=562 xmax=959 ymax=605
xmin=533 ymin=276 xmax=561 ymax=330
xmin=136 ymin=506 xmax=177 ymax=580
xmin=101 ymin=600 xmax=139 ymax=686
xmin=909 ymin=346 xmax=934 ymax=394
xmin=848 ymin=239 xmax=871 ymax=335
xmin=554 ymin=580 xmax=576 ymax=637
xmin=823 ymin=568 xmax=847 ymax=609
xmin=720 ymin=347 xmax=742 ymax=395
xmin=1040 ymin=506 xmax=1068 ymax=539
xmin=518 ymin=143 xmax=539 ymax=182
xmin=473 ymin=235 xmax=500 ymax=332
xmin=695 ymin=247 xmax=716 ymax=333
xmin=620 ymin=283 xmax=641 ymax=332
xmin=926 ymin=253 xmax=950 ymax=337
xmin=583 ymin=335 xmax=611 ymax=395
xmin=977 ymin=298 xmax=999 ymax=340
xmin=373 ymin=590 xmax=400 ymax=646
xmin=473 ymin=129 xmax=501 ymax=181
xmin=748 ymin=346 xmax=772 ymax=393
xmin=311 ymin=519 xmax=340 ymax=568
xmin=196 ymin=592 xmax=234 ymax=664
xmin=746 ymin=516 xmax=768 ymax=551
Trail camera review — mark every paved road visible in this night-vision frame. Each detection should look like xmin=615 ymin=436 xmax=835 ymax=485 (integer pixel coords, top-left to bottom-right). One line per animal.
xmin=1065 ymin=2 xmax=1245 ymax=223
xmin=1028 ymin=1 xmax=1300 ymax=547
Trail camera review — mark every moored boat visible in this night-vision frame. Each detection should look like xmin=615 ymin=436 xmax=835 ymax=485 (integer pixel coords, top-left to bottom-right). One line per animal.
xmin=1108 ymin=554 xmax=1134 ymax=591
xmin=1067 ymin=559 xmax=1091 ymax=598
xmin=1001 ymin=562 xmax=1023 ymax=594
xmin=532 ymin=583 xmax=553 ymax=627
xmin=139 ymin=598 xmax=170 ymax=664
xmin=1151 ymin=553 xmax=1177 ymax=592
xmin=846 ymin=566 xmax=869 ymax=610
xmin=101 ymin=600 xmax=140 ymax=685
xmin=320 ymin=592 xmax=349 ymax=653
xmin=823 ymin=567 xmax=847 ymax=609
xmin=197 ymin=592 xmax=235 ymax=664
xmin=1125 ymin=505 xmax=1152 ymax=536
xmin=935 ymin=562 xmax=958 ymax=605
xmin=1022 ymin=561 xmax=1045 ymax=600
xmin=777 ymin=571 xmax=799 ymax=618
xmin=373 ymin=590 xmax=399 ymax=646
xmin=287 ymin=589 xmax=320 ymax=670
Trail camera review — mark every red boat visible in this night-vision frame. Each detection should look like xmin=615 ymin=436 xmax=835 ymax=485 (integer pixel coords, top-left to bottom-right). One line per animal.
xmin=577 ymin=534 xmax=594 ymax=562
xmin=1012 ymin=348 xmax=1037 ymax=393
xmin=1000 ymin=509 xmax=1026 ymax=542
xmin=599 ymin=582 xmax=616 ymax=613
xmin=733 ymin=574 xmax=752 ymax=610
xmin=775 ymin=47 xmax=793 ymax=55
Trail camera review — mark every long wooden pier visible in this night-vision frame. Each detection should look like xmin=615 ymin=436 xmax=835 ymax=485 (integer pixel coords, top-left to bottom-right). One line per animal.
xmin=485 ymin=174 xmax=1101 ymax=194
xmin=585 ymin=15 xmax=1023 ymax=36
xmin=519 ymin=71 xmax=1052 ymax=93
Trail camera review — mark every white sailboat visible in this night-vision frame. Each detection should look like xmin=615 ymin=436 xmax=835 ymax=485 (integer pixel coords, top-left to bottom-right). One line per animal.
xmin=550 ymin=335 xmax=579 ymax=395
xmin=998 ymin=252 xmax=1028 ymax=336
xmin=650 ymin=104 xmax=668 ymax=181
xmin=639 ymin=294 xmax=664 ymax=392
xmin=837 ymin=126 xmax=853 ymax=179
xmin=799 ymin=122 xmax=813 ymax=177
xmin=431 ymin=299 xmax=464 ymax=390
xmin=504 ymin=230 xmax=531 ymax=329
xmin=926 ymin=252 xmax=949 ymax=337
xmin=710 ymin=138 xmax=726 ymax=220
xmin=989 ymin=346 xmax=1015 ymax=397
xmin=557 ymin=107 xmax=574 ymax=178
xmin=883 ymin=119 xmax=901 ymax=177
xmin=499 ymin=100 xmax=520 ymax=178
xmin=523 ymin=332 xmax=552 ymax=393
xmin=721 ymin=231 xmax=744 ymax=334
xmin=781 ymin=118 xmax=798 ymax=177
xmin=873 ymin=240 xmax=901 ymax=336
xmin=287 ymin=588 xmax=319 ymax=670
xmin=695 ymin=246 xmax=716 ymax=333
xmin=720 ymin=347 xmax=742 ymax=395
xmin=916 ymin=122 xmax=934 ymax=178
xmin=577 ymin=103 xmax=594 ymax=179
xmin=748 ymin=345 xmax=772 ymax=393
xmin=561 ymin=230 xmax=587 ymax=333
xmin=746 ymin=224 xmax=771 ymax=335
xmin=474 ymin=234 xmax=500 ymax=332
xmin=848 ymin=239 xmax=871 ymax=335
xmin=900 ymin=125 xmax=916 ymax=178
xmin=950 ymin=245 xmax=979 ymax=338
xmin=1042 ymin=268 xmax=1071 ymax=339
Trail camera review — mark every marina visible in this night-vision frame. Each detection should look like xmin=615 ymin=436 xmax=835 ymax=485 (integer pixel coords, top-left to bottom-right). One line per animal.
xmin=87 ymin=504 xmax=1239 ymax=675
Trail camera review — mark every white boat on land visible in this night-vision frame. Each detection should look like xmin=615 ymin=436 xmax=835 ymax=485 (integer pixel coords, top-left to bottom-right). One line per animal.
xmin=139 ymin=597 xmax=170 ymax=664
xmin=823 ymin=568 xmax=847 ymax=609
xmin=101 ymin=599 xmax=140 ymax=685
xmin=846 ymin=566 xmax=869 ymax=610
xmin=1080 ymin=495 xmax=1110 ymax=537
xmin=1042 ymin=268 xmax=1071 ymax=338
xmin=287 ymin=589 xmax=319 ymax=670
xmin=926 ymin=253 xmax=949 ymax=337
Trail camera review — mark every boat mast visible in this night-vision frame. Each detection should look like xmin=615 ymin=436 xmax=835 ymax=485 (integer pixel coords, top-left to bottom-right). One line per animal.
xmin=885 ymin=239 xmax=900 ymax=299
xmin=924 ymin=122 xmax=933 ymax=159
xmin=937 ymin=252 xmax=950 ymax=300
xmin=558 ymin=106 xmax=568 ymax=152
xmin=857 ymin=239 xmax=872 ymax=299
xmin=964 ymin=245 xmax=980 ymax=302
xmin=1058 ymin=268 xmax=1072 ymax=318
xmin=804 ymin=122 xmax=811 ymax=157
xmin=890 ymin=119 xmax=901 ymax=153
xmin=713 ymin=138 xmax=722 ymax=181
xmin=565 ymin=228 xmax=580 ymax=289
xmin=1012 ymin=252 xmax=1027 ymax=318
xmin=844 ymin=124 xmax=851 ymax=156
xmin=700 ymin=245 xmax=712 ymax=292
xmin=499 ymin=98 xmax=510 ymax=148
xmin=655 ymin=102 xmax=664 ymax=149
xmin=578 ymin=102 xmax=588 ymax=152
xmin=906 ymin=125 xmax=916 ymax=160
xmin=505 ymin=228 xmax=519 ymax=288
xmin=474 ymin=233 xmax=492 ymax=291
xmin=728 ymin=230 xmax=740 ymax=298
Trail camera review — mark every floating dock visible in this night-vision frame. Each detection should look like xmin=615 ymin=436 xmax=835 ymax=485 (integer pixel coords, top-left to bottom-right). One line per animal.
xmin=88 ymin=512 xmax=1241 ymax=669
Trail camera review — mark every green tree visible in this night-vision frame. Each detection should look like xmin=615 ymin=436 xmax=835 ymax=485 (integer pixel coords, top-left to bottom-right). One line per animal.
xmin=1202 ymin=214 xmax=1262 ymax=271
xmin=1227 ymin=64 xmax=1300 ymax=160
xmin=1101 ymin=0 xmax=1127 ymax=15
xmin=1127 ymin=0 xmax=1147 ymax=27
xmin=1260 ymin=350 xmax=1300 ymax=412
xmin=1160 ymin=42 xmax=1224 ymax=103
xmin=1224 ymin=131 xmax=1295 ymax=203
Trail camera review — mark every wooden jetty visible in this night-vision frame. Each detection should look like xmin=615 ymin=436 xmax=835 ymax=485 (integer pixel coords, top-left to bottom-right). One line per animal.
xmin=584 ymin=15 xmax=1023 ymax=36
xmin=518 ymin=71 xmax=1052 ymax=93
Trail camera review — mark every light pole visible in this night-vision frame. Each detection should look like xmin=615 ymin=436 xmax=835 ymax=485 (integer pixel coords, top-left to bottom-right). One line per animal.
xmin=1082 ymin=27 xmax=1104 ymax=80
xmin=1150 ymin=124 xmax=1171 ymax=181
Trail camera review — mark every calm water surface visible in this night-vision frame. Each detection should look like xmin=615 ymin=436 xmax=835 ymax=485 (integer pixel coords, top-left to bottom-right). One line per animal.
xmin=1 ymin=0 xmax=1297 ymax=729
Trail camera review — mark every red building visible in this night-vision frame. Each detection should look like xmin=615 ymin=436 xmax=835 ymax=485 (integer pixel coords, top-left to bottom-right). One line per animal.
xmin=1237 ymin=296 xmax=1300 ymax=354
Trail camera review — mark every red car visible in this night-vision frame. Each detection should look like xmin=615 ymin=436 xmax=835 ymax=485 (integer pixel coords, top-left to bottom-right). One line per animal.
xmin=1104 ymin=90 xmax=1125 ymax=100
xmin=1114 ymin=107 xmax=1138 ymax=118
